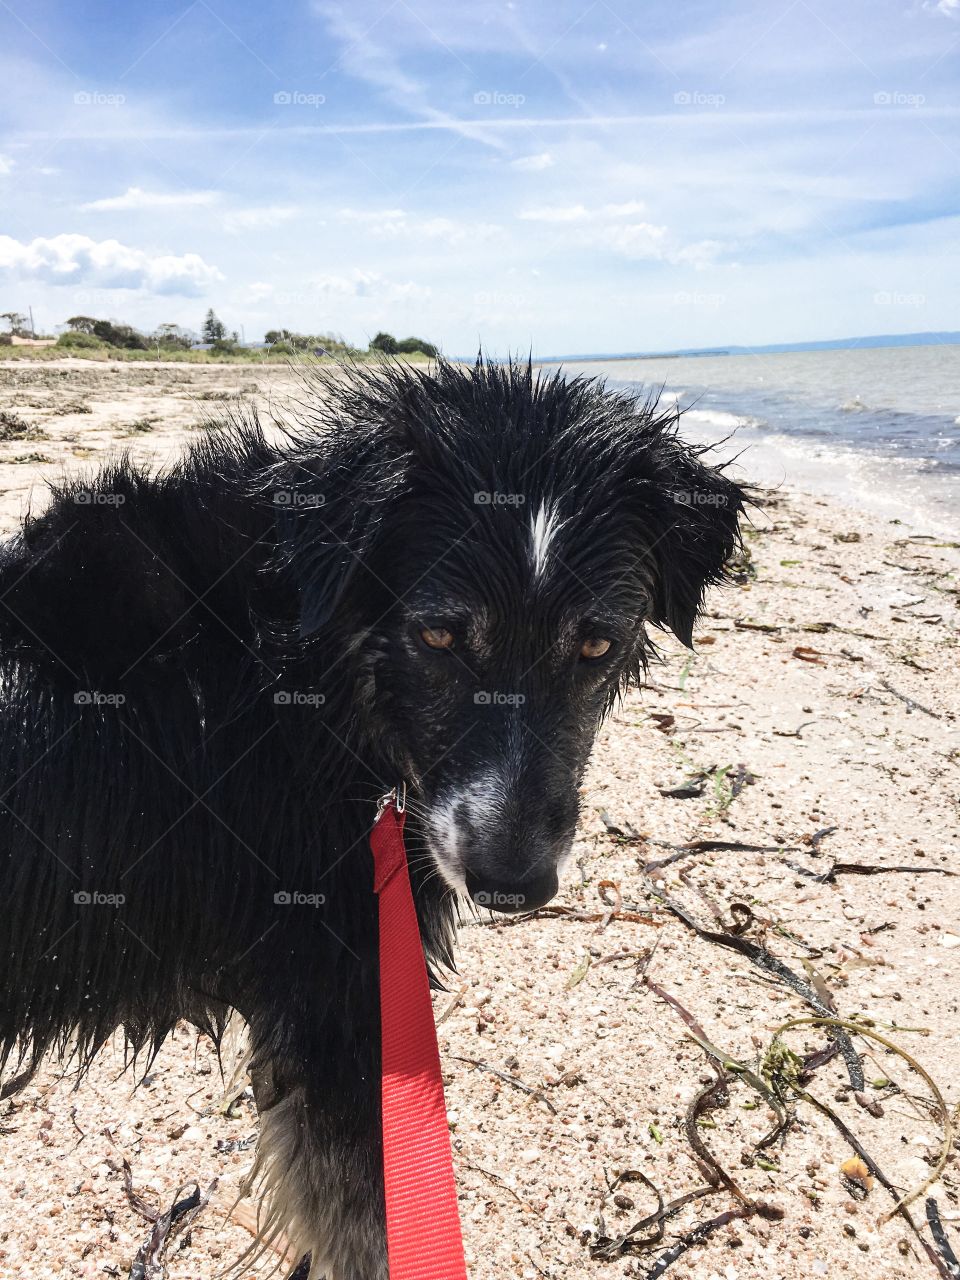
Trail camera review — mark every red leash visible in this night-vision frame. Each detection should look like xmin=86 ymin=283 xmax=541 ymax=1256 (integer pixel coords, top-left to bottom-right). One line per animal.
xmin=370 ymin=787 xmax=468 ymax=1280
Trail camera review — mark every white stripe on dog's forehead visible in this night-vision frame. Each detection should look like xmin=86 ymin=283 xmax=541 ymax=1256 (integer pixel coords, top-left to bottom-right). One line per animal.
xmin=530 ymin=501 xmax=560 ymax=580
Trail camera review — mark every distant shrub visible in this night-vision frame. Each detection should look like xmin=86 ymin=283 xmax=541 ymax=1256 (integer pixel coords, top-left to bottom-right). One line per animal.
xmin=92 ymin=320 xmax=148 ymax=350
xmin=57 ymin=331 xmax=105 ymax=350
xmin=153 ymin=324 xmax=192 ymax=350
xmin=370 ymin=331 xmax=399 ymax=355
xmin=264 ymin=330 xmax=361 ymax=357
xmin=370 ymin=332 xmax=436 ymax=357
xmin=396 ymin=337 xmax=437 ymax=357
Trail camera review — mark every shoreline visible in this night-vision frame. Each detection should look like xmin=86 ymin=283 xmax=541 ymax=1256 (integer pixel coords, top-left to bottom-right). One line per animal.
xmin=681 ymin=410 xmax=960 ymax=541
xmin=536 ymin=353 xmax=960 ymax=542
xmin=0 ymin=363 xmax=956 ymax=1280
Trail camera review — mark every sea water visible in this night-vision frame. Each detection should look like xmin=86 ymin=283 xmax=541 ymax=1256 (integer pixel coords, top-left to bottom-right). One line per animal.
xmin=553 ymin=345 xmax=960 ymax=537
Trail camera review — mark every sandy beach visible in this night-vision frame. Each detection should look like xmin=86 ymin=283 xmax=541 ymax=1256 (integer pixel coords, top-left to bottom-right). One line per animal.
xmin=0 ymin=360 xmax=956 ymax=1280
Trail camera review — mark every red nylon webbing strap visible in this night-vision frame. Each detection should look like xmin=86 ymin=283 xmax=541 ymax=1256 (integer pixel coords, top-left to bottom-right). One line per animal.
xmin=370 ymin=797 xmax=468 ymax=1280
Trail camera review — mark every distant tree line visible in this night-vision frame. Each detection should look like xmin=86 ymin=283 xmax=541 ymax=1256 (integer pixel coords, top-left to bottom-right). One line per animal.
xmin=369 ymin=331 xmax=438 ymax=358
xmin=0 ymin=308 xmax=437 ymax=359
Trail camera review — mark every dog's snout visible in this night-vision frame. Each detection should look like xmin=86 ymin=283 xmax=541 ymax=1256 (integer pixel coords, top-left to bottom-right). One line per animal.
xmin=465 ymin=863 xmax=559 ymax=914
xmin=423 ymin=768 xmax=578 ymax=909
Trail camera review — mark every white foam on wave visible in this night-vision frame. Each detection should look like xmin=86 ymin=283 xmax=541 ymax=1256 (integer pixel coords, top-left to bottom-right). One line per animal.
xmin=682 ymin=407 xmax=764 ymax=432
xmin=677 ymin=418 xmax=959 ymax=539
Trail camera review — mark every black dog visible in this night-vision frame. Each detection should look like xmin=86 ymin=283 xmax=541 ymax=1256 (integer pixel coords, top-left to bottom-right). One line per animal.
xmin=0 ymin=359 xmax=744 ymax=1278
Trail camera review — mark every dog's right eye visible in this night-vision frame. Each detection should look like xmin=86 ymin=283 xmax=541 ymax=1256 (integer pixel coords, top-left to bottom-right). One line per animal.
xmin=420 ymin=626 xmax=455 ymax=651
xmin=579 ymin=637 xmax=612 ymax=661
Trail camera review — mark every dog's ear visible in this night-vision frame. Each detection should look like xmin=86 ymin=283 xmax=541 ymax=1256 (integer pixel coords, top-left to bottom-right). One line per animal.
xmin=271 ymin=432 xmax=403 ymax=638
xmin=644 ymin=442 xmax=745 ymax=648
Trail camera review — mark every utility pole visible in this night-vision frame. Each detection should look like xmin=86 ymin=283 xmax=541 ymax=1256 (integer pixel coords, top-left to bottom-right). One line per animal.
xmin=28 ymin=306 xmax=35 ymax=337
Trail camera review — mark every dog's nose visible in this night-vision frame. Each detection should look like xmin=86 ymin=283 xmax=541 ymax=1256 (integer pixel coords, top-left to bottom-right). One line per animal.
xmin=464 ymin=865 xmax=559 ymax=913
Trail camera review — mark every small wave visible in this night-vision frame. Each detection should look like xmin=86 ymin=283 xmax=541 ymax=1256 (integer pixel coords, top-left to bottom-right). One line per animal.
xmin=840 ymin=399 xmax=914 ymax=419
xmin=682 ymin=408 xmax=765 ymax=431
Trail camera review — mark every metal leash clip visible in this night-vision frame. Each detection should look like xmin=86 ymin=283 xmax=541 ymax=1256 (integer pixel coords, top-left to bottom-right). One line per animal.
xmin=376 ymin=781 xmax=407 ymax=821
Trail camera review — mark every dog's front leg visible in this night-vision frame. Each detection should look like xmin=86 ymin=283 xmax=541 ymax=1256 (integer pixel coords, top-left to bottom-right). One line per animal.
xmin=245 ymin=1038 xmax=387 ymax=1280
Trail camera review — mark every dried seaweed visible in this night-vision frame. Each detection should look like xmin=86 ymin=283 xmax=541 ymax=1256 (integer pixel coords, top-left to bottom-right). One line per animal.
xmin=451 ymin=1055 xmax=557 ymax=1114
xmin=810 ymin=862 xmax=956 ymax=884
xmin=879 ymin=678 xmax=941 ymax=719
xmin=772 ymin=1016 xmax=953 ymax=1221
xmin=590 ymin=1174 xmax=717 ymax=1261
xmin=642 ymin=871 xmax=864 ymax=1090
xmin=645 ymin=979 xmax=788 ymax=1151
xmin=642 ymin=1203 xmax=779 ymax=1280
xmin=926 ymin=1199 xmax=960 ymax=1279
xmin=122 ymin=1157 xmax=160 ymax=1223
xmin=128 ymin=1178 xmax=217 ymax=1280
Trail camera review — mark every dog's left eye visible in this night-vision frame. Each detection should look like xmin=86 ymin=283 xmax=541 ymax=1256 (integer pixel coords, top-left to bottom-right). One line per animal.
xmin=420 ymin=626 xmax=455 ymax=650
xmin=579 ymin=637 xmax=612 ymax=661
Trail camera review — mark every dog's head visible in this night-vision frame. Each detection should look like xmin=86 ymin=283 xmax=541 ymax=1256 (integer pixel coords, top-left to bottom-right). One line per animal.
xmin=277 ymin=360 xmax=745 ymax=913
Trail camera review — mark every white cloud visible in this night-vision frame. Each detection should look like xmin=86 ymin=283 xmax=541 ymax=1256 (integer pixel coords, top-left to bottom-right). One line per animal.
xmin=597 ymin=221 xmax=669 ymax=258
xmin=221 ymin=205 xmax=301 ymax=232
xmin=511 ymin=152 xmax=554 ymax=171
xmin=518 ymin=204 xmax=590 ymax=222
xmin=339 ymin=208 xmax=408 ymax=235
xmin=0 ymin=233 xmax=223 ymax=296
xmin=414 ymin=216 xmax=500 ymax=245
xmin=603 ymin=200 xmax=647 ymax=217
xmin=338 ymin=208 xmax=501 ymax=245
xmin=309 ymin=268 xmax=431 ymax=303
xmin=80 ymin=186 xmax=220 ymax=212
xmin=0 ymin=155 xmax=13 ymax=176
xmin=519 ymin=201 xmax=648 ymax=224
xmin=584 ymin=221 xmax=723 ymax=266
xmin=671 ymin=239 xmax=724 ymax=268
xmin=513 ymin=198 xmax=724 ymax=268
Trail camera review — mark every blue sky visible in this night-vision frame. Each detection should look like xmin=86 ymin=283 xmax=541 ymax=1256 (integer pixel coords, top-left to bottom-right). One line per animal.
xmin=0 ymin=0 xmax=958 ymax=354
